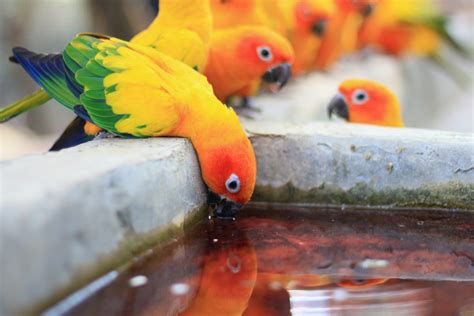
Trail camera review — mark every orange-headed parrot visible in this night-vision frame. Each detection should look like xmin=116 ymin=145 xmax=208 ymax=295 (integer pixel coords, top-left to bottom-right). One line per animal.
xmin=204 ymin=26 xmax=294 ymax=109
xmin=4 ymin=34 xmax=257 ymax=217
xmin=328 ymin=79 xmax=404 ymax=127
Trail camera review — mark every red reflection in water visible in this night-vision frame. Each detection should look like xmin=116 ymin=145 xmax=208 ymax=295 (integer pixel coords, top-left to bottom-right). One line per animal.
xmin=58 ymin=206 xmax=474 ymax=316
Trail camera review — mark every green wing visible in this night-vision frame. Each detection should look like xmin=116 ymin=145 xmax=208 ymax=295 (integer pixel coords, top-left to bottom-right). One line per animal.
xmin=63 ymin=35 xmax=129 ymax=134
xmin=64 ymin=34 xmax=182 ymax=137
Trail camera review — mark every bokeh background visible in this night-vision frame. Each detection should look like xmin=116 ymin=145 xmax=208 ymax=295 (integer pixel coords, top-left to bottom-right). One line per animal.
xmin=0 ymin=0 xmax=473 ymax=160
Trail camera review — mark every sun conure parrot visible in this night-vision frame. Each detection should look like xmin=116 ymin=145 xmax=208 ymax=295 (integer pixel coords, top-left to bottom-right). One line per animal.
xmin=358 ymin=0 xmax=442 ymax=56
xmin=132 ymin=0 xmax=212 ymax=72
xmin=210 ymin=0 xmax=335 ymax=75
xmin=357 ymin=0 xmax=471 ymax=86
xmin=210 ymin=0 xmax=272 ymax=31
xmin=1 ymin=0 xmax=213 ymax=149
xmin=327 ymin=79 xmax=404 ymax=127
xmin=71 ymin=0 xmax=214 ymax=143
xmin=314 ymin=0 xmax=377 ymax=70
xmin=278 ymin=0 xmax=336 ymax=74
xmin=204 ymin=26 xmax=294 ymax=108
xmin=5 ymin=34 xmax=256 ymax=217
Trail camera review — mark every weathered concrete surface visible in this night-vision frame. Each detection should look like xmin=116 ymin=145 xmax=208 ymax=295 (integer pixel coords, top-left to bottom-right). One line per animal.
xmin=0 ymin=138 xmax=207 ymax=316
xmin=246 ymin=122 xmax=474 ymax=209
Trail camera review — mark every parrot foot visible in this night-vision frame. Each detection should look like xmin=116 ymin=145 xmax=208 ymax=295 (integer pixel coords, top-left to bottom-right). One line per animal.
xmin=234 ymin=97 xmax=261 ymax=119
xmin=240 ymin=97 xmax=261 ymax=111
xmin=235 ymin=108 xmax=256 ymax=120
xmin=94 ymin=131 xmax=116 ymax=140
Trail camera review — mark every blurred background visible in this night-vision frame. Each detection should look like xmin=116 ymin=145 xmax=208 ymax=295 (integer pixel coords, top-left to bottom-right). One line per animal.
xmin=0 ymin=0 xmax=473 ymax=160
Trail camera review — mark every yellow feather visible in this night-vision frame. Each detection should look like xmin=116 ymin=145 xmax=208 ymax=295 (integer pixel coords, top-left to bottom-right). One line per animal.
xmin=94 ymin=38 xmax=243 ymax=145
xmin=131 ymin=0 xmax=212 ymax=71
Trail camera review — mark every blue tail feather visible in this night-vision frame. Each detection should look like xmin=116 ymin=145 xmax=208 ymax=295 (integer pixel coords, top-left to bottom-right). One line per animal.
xmin=49 ymin=116 xmax=94 ymax=151
xmin=12 ymin=47 xmax=79 ymax=109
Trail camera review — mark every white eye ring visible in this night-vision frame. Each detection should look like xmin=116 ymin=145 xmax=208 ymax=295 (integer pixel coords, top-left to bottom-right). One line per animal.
xmin=257 ymin=46 xmax=273 ymax=62
xmin=225 ymin=173 xmax=241 ymax=194
xmin=351 ymin=89 xmax=369 ymax=105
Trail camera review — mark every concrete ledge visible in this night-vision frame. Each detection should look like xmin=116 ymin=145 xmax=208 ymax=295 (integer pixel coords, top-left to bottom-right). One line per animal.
xmin=1 ymin=122 xmax=473 ymax=315
xmin=247 ymin=122 xmax=474 ymax=209
xmin=0 ymin=138 xmax=207 ymax=316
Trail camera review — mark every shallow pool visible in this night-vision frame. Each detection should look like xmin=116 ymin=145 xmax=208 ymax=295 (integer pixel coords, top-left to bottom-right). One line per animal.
xmin=47 ymin=205 xmax=474 ymax=315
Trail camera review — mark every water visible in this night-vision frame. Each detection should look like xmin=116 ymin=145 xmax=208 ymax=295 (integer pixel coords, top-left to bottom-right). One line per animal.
xmin=49 ymin=205 xmax=474 ymax=316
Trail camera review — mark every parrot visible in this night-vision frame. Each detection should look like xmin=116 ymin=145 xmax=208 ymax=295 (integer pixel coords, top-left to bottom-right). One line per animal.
xmin=358 ymin=0 xmax=442 ymax=56
xmin=131 ymin=0 xmax=212 ymax=73
xmin=210 ymin=0 xmax=272 ymax=31
xmin=314 ymin=0 xmax=377 ymax=70
xmin=1 ymin=0 xmax=213 ymax=150
xmin=283 ymin=0 xmax=336 ymax=74
xmin=327 ymin=79 xmax=404 ymax=127
xmin=5 ymin=34 xmax=257 ymax=217
xmin=357 ymin=0 xmax=471 ymax=86
xmin=358 ymin=0 xmax=471 ymax=58
xmin=204 ymin=25 xmax=294 ymax=108
xmin=210 ymin=0 xmax=335 ymax=75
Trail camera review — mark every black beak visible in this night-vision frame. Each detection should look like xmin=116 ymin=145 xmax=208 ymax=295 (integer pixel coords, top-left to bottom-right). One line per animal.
xmin=361 ymin=3 xmax=374 ymax=17
xmin=311 ymin=19 xmax=327 ymax=37
xmin=261 ymin=63 xmax=292 ymax=92
xmin=327 ymin=93 xmax=349 ymax=120
xmin=207 ymin=191 xmax=242 ymax=219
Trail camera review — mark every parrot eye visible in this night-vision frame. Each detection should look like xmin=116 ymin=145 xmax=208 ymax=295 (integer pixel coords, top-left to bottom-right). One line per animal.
xmin=257 ymin=46 xmax=273 ymax=62
xmin=225 ymin=173 xmax=241 ymax=194
xmin=352 ymin=89 xmax=369 ymax=105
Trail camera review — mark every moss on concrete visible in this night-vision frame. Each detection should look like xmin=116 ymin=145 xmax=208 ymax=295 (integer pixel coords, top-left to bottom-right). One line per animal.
xmin=30 ymin=205 xmax=208 ymax=316
xmin=253 ymin=181 xmax=474 ymax=210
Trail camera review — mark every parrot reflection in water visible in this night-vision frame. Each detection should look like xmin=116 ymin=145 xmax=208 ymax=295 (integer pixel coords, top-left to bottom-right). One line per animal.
xmin=178 ymin=220 xmax=388 ymax=316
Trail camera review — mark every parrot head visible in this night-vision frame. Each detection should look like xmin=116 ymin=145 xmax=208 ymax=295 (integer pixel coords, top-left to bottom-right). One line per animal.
xmin=294 ymin=0 xmax=335 ymax=37
xmin=193 ymin=109 xmax=257 ymax=218
xmin=336 ymin=0 xmax=376 ymax=16
xmin=234 ymin=26 xmax=295 ymax=92
xmin=328 ymin=79 xmax=404 ymax=127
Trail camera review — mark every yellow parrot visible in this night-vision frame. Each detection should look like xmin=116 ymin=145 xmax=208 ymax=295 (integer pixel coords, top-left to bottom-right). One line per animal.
xmin=7 ymin=34 xmax=257 ymax=216
xmin=2 ymin=0 xmax=214 ymax=149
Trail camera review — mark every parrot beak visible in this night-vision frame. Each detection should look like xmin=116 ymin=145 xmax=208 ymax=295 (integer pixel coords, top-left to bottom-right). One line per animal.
xmin=328 ymin=93 xmax=349 ymax=121
xmin=262 ymin=63 xmax=292 ymax=92
xmin=361 ymin=3 xmax=374 ymax=17
xmin=311 ymin=19 xmax=327 ymax=37
xmin=207 ymin=191 xmax=242 ymax=219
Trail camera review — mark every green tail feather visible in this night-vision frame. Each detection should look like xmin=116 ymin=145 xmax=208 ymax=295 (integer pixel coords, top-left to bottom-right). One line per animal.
xmin=429 ymin=52 xmax=471 ymax=89
xmin=0 ymin=89 xmax=52 ymax=122
xmin=424 ymin=16 xmax=473 ymax=59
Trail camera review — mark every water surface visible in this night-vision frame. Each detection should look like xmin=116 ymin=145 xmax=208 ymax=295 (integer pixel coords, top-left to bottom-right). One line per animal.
xmin=51 ymin=205 xmax=474 ymax=315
